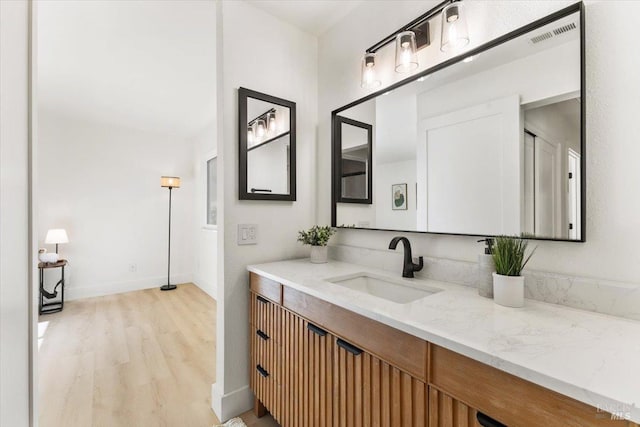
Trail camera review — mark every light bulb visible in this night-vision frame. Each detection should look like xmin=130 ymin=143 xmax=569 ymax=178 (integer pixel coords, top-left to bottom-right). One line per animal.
xmin=256 ymin=119 xmax=266 ymax=138
xmin=361 ymin=53 xmax=381 ymax=88
xmin=401 ymin=48 xmax=412 ymax=67
xmin=248 ymin=126 xmax=254 ymax=143
xmin=395 ymin=31 xmax=418 ymax=73
xmin=441 ymin=2 xmax=469 ymax=52
xmin=268 ymin=112 xmax=277 ymax=133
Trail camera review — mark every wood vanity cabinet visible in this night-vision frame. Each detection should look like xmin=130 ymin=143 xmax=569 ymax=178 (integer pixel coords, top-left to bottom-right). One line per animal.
xmin=249 ymin=272 xmax=637 ymax=427
xmin=249 ymin=275 xmax=283 ymax=421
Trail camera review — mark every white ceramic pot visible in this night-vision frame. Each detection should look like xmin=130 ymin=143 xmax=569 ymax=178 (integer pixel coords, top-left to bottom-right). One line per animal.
xmin=492 ymin=272 xmax=525 ymax=308
xmin=39 ymin=252 xmax=59 ymax=264
xmin=310 ymin=246 xmax=328 ymax=264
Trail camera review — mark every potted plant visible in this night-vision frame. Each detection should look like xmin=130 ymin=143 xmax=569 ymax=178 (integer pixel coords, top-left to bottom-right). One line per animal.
xmin=491 ymin=235 xmax=535 ymax=307
xmin=297 ymin=225 xmax=335 ymax=264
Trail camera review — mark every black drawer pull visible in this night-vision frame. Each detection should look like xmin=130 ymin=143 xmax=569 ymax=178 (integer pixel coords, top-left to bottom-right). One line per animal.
xmin=336 ymin=338 xmax=363 ymax=356
xmin=256 ymin=365 xmax=269 ymax=378
xmin=256 ymin=295 xmax=269 ymax=304
xmin=307 ymin=323 xmax=327 ymax=337
xmin=256 ymin=329 xmax=270 ymax=341
xmin=477 ymin=412 xmax=507 ymax=427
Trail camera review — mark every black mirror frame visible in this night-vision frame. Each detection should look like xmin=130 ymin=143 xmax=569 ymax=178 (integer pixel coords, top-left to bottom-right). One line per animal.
xmin=334 ymin=116 xmax=373 ymax=205
xmin=330 ymin=2 xmax=585 ymax=242
xmin=239 ymin=87 xmax=297 ymax=201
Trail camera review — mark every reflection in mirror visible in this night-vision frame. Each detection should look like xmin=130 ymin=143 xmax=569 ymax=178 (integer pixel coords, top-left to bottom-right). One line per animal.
xmin=239 ymin=88 xmax=296 ymax=201
xmin=336 ymin=117 xmax=372 ymax=203
xmin=333 ymin=8 xmax=583 ymax=240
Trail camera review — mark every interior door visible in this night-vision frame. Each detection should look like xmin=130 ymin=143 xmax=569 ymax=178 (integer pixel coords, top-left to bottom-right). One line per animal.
xmin=417 ymin=95 xmax=521 ymax=235
xmin=523 ymin=131 xmax=535 ymax=235
xmin=567 ymin=148 xmax=581 ymax=240
xmin=534 ymin=135 xmax=561 ymax=238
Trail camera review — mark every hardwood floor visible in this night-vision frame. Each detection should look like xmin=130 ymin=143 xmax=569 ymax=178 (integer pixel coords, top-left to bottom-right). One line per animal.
xmin=38 ymin=283 xmax=278 ymax=427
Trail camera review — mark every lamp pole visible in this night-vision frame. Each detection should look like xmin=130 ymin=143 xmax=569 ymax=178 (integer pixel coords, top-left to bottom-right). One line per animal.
xmin=161 ymin=185 xmax=177 ymax=291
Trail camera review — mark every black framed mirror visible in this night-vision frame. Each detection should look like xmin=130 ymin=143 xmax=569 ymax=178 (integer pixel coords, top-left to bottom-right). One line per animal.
xmin=332 ymin=3 xmax=585 ymax=242
xmin=334 ymin=116 xmax=373 ymax=204
xmin=239 ymin=87 xmax=296 ymax=201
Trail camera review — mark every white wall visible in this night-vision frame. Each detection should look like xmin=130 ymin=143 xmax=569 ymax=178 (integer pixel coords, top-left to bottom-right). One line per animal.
xmin=320 ymin=0 xmax=640 ymax=286
xmin=416 ymin=40 xmax=580 ymax=119
xmin=214 ymin=0 xmax=317 ymax=421
xmin=247 ymin=136 xmax=290 ymax=194
xmin=375 ymin=160 xmax=416 ymax=230
xmin=0 ymin=1 xmax=31 ymax=425
xmin=191 ymin=121 xmax=218 ymax=300
xmin=37 ymin=110 xmax=196 ymax=300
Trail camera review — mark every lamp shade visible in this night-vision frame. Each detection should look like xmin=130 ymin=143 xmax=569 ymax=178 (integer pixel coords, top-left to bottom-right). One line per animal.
xmin=360 ymin=52 xmax=382 ymax=89
xmin=45 ymin=229 xmax=69 ymax=244
xmin=160 ymin=176 xmax=181 ymax=188
xmin=395 ymin=31 xmax=419 ymax=73
xmin=440 ymin=2 xmax=470 ymax=52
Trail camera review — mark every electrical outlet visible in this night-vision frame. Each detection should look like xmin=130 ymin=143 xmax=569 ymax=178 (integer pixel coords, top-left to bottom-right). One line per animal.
xmin=238 ymin=224 xmax=258 ymax=245
xmin=129 ymin=264 xmax=137 ymax=273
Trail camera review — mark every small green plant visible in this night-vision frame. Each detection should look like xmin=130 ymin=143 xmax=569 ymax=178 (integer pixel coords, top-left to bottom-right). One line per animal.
xmin=297 ymin=225 xmax=335 ymax=247
xmin=492 ymin=235 xmax=536 ymax=277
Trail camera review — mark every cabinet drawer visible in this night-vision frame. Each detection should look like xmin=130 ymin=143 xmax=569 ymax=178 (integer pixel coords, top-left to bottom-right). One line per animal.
xmin=430 ymin=345 xmax=630 ymax=427
xmin=251 ymin=327 xmax=280 ymax=379
xmin=428 ymin=386 xmax=480 ymax=427
xmin=250 ymin=272 xmax=282 ymax=304
xmin=250 ymin=326 xmax=281 ymax=416
xmin=282 ymin=286 xmax=428 ymax=382
xmin=335 ymin=338 xmax=428 ymax=427
xmin=250 ymin=291 xmax=281 ymax=343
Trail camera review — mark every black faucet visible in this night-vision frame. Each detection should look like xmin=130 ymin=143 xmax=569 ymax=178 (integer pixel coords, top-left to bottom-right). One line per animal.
xmin=388 ymin=236 xmax=424 ymax=278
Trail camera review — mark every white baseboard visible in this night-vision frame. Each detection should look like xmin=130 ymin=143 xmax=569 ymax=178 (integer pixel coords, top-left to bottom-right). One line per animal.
xmin=193 ymin=276 xmax=217 ymax=300
xmin=211 ymin=382 xmax=253 ymax=423
xmin=65 ymin=273 xmax=193 ymax=300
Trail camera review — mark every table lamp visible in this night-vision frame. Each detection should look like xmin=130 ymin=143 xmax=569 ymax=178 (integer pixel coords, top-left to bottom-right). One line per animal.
xmin=45 ymin=229 xmax=69 ymax=254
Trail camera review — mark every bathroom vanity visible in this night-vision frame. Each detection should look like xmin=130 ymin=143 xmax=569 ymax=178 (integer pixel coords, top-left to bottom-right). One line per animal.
xmin=248 ymin=259 xmax=640 ymax=426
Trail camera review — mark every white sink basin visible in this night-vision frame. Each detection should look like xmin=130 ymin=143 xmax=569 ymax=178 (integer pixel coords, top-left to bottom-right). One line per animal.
xmin=326 ymin=273 xmax=441 ymax=304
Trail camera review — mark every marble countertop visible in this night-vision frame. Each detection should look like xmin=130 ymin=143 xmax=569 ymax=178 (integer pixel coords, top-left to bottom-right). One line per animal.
xmin=248 ymin=259 xmax=640 ymax=423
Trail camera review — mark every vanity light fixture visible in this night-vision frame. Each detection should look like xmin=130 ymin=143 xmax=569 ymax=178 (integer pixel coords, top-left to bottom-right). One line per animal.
xmin=360 ymin=0 xmax=470 ymax=87
xmin=441 ymin=1 xmax=470 ymax=52
xmin=361 ymin=52 xmax=382 ymax=88
xmin=248 ymin=108 xmax=276 ymax=142
xmin=395 ymin=31 xmax=419 ymax=73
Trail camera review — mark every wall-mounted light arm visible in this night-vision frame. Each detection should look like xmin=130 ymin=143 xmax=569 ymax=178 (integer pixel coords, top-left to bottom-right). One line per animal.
xmin=365 ymin=0 xmax=456 ymax=54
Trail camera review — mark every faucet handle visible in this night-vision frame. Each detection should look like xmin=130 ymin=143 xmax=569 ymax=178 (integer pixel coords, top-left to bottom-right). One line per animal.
xmin=413 ymin=256 xmax=424 ymax=273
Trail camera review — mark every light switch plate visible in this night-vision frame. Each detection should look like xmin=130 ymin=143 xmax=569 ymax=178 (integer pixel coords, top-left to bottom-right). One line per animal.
xmin=238 ymin=224 xmax=258 ymax=245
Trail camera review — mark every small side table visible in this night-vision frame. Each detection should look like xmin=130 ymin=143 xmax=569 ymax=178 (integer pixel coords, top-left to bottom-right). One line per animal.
xmin=39 ymin=259 xmax=67 ymax=315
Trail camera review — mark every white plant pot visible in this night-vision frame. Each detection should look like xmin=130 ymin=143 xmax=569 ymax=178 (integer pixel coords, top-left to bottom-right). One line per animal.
xmin=492 ymin=273 xmax=525 ymax=308
xmin=310 ymin=246 xmax=328 ymax=264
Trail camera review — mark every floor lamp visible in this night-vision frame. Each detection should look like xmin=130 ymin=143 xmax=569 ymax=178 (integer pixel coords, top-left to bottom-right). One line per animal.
xmin=160 ymin=176 xmax=180 ymax=291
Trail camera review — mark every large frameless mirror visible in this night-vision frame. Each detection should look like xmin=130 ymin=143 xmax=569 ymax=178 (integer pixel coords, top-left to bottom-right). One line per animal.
xmin=239 ymin=87 xmax=296 ymax=201
xmin=332 ymin=4 xmax=584 ymax=241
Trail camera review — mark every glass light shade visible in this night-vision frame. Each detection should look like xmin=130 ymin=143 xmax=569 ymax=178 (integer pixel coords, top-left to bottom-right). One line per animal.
xmin=248 ymin=125 xmax=254 ymax=144
xmin=268 ymin=111 xmax=277 ymax=133
xmin=45 ymin=229 xmax=69 ymax=244
xmin=395 ymin=31 xmax=419 ymax=73
xmin=160 ymin=176 xmax=181 ymax=188
xmin=360 ymin=53 xmax=381 ymax=89
xmin=256 ymin=119 xmax=267 ymax=138
xmin=440 ymin=2 xmax=470 ymax=52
